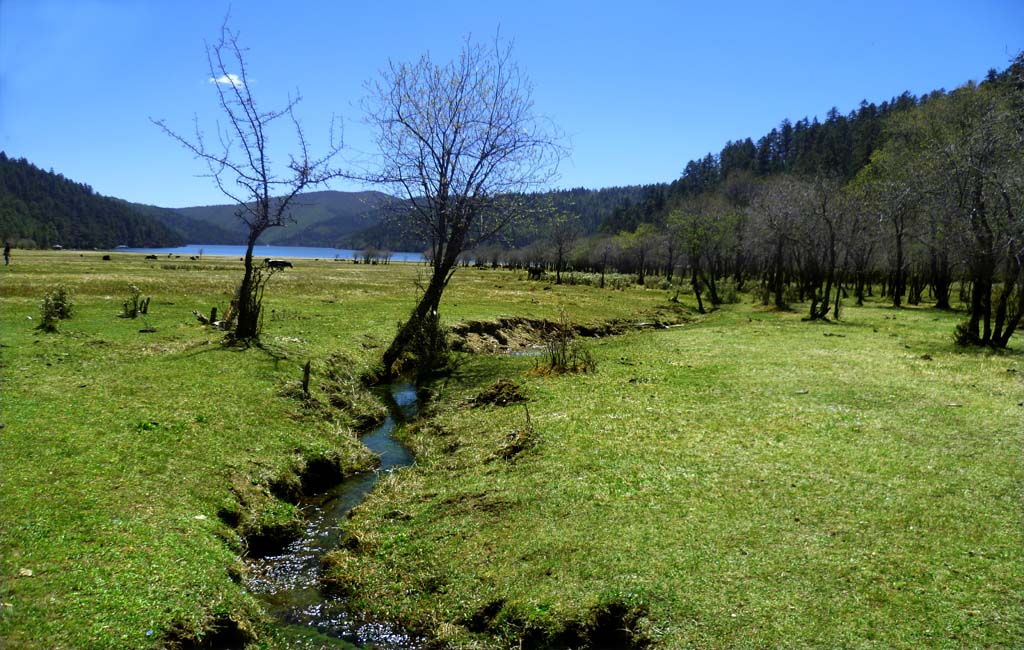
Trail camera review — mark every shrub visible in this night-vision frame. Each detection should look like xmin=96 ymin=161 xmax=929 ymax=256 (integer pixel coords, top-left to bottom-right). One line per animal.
xmin=718 ymin=279 xmax=742 ymax=304
xmin=606 ymin=276 xmax=634 ymax=291
xmin=118 ymin=284 xmax=150 ymax=319
xmin=783 ymin=284 xmax=801 ymax=306
xmin=539 ymin=311 xmax=597 ymax=374
xmin=38 ymin=284 xmax=74 ymax=332
xmin=953 ymin=320 xmax=979 ymax=346
xmin=752 ymin=284 xmax=770 ymax=305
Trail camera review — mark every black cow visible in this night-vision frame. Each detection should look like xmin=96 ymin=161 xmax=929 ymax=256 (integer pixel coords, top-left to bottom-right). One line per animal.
xmin=145 ymin=254 xmax=158 ymax=260
xmin=265 ymin=259 xmax=293 ymax=269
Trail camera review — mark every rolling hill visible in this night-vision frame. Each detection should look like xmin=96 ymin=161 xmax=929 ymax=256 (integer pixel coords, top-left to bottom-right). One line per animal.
xmin=143 ymin=190 xmax=398 ymax=247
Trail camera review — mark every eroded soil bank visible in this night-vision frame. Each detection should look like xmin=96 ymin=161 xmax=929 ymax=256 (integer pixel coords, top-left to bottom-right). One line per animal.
xmin=449 ymin=312 xmax=686 ymax=354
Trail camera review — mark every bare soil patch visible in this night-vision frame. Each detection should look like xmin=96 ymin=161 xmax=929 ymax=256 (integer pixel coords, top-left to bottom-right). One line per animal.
xmin=449 ymin=315 xmax=682 ymax=354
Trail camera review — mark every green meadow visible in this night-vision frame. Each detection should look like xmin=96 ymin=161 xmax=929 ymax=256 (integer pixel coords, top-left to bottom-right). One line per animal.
xmin=1 ymin=250 xmax=1021 ymax=649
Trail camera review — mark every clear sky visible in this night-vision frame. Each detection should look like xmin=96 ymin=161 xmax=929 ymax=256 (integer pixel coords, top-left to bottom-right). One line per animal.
xmin=1 ymin=0 xmax=1021 ymax=208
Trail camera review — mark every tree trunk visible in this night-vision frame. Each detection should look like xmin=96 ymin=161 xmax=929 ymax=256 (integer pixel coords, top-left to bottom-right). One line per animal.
xmin=832 ymin=281 xmax=843 ymax=320
xmin=810 ymin=229 xmax=836 ymax=320
xmin=991 ymin=254 xmax=1022 ymax=347
xmin=932 ymin=249 xmax=952 ymax=309
xmin=233 ymin=232 xmax=262 ymax=342
xmin=380 ymin=232 xmax=461 ymax=378
xmin=691 ymin=267 xmax=705 ymax=314
xmin=892 ymin=222 xmax=905 ymax=308
xmin=772 ymin=238 xmax=785 ymax=309
xmin=966 ymin=181 xmax=995 ymax=344
xmin=706 ymin=271 xmax=721 ymax=306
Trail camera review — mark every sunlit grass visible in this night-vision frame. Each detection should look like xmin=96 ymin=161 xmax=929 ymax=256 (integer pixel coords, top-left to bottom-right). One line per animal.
xmin=0 ymin=250 xmax=676 ymax=648
xmin=329 ymin=300 xmax=1024 ymax=648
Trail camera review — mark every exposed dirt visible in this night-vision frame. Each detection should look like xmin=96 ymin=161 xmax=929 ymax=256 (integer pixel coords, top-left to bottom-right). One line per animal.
xmin=449 ymin=313 xmax=685 ymax=354
xmin=463 ymin=598 xmax=652 ymax=649
xmin=162 ymin=612 xmax=254 ymax=650
xmin=472 ymin=379 xmax=529 ymax=407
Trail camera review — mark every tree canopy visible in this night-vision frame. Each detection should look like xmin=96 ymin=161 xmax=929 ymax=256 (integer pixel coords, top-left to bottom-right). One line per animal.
xmin=363 ymin=34 xmax=565 ymax=376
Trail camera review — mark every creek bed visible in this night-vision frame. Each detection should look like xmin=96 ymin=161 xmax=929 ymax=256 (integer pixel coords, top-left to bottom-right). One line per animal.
xmin=246 ymin=383 xmax=423 ymax=649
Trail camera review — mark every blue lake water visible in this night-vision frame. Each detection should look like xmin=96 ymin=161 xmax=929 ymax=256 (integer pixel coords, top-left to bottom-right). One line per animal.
xmin=112 ymin=244 xmax=425 ymax=262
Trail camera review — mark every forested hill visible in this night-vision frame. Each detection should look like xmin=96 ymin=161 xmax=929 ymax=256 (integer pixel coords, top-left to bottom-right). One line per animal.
xmin=346 ymin=185 xmax=646 ymax=252
xmin=599 ymin=90 xmax=927 ymax=233
xmin=0 ymin=153 xmax=183 ymax=249
xmin=130 ymin=203 xmax=239 ymax=245
xmin=138 ymin=190 xmax=397 ymax=247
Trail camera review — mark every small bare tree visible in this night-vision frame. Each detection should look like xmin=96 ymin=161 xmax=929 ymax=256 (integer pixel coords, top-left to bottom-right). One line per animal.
xmin=547 ymin=211 xmax=582 ymax=284
xmin=153 ymin=22 xmax=342 ymax=343
xmin=363 ymin=34 xmax=564 ymax=377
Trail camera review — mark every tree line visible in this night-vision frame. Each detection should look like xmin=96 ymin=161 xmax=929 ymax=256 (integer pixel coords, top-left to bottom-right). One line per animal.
xmin=466 ymin=56 xmax=1023 ymax=348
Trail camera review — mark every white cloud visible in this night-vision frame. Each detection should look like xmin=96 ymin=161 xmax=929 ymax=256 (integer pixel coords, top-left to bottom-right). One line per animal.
xmin=209 ymin=73 xmax=243 ymax=88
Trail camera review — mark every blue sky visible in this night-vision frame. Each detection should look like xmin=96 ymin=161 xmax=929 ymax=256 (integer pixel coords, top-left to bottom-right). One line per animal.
xmin=1 ymin=0 xmax=1021 ymax=208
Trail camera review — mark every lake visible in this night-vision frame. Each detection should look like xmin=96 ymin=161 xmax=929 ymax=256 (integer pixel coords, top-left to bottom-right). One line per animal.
xmin=112 ymin=244 xmax=426 ymax=262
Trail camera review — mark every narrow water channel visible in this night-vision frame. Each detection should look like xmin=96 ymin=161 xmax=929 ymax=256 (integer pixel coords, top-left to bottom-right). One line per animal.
xmin=246 ymin=383 xmax=423 ymax=649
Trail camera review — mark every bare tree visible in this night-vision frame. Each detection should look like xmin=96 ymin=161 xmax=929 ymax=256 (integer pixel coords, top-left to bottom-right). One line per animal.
xmin=852 ymin=139 xmax=921 ymax=309
xmin=153 ymin=22 xmax=342 ymax=343
xmin=363 ymin=35 xmax=564 ymax=377
xmin=547 ymin=211 xmax=582 ymax=284
xmin=801 ymin=174 xmax=846 ymax=321
xmin=749 ymin=177 xmax=808 ymax=309
xmin=669 ymin=195 xmax=733 ymax=311
xmin=587 ymin=235 xmax=619 ymax=289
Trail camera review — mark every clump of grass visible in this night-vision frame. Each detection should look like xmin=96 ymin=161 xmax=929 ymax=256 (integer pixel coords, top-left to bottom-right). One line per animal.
xmin=161 ymin=609 xmax=256 ymax=650
xmin=472 ymin=378 xmax=528 ymax=407
xmin=279 ymin=353 xmax=389 ymax=429
xmin=38 ymin=283 xmax=74 ymax=331
xmin=538 ymin=310 xmax=597 ymax=374
xmin=490 ymin=406 xmax=538 ymax=462
xmin=320 ymin=549 xmax=363 ymax=597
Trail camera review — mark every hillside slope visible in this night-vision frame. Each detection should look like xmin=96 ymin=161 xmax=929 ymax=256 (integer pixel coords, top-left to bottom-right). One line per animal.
xmin=147 ymin=190 xmax=395 ymax=246
xmin=0 ymin=153 xmax=183 ymax=249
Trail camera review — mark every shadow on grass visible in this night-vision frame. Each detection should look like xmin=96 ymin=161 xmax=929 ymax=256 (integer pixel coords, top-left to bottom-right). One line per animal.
xmin=427 ymin=352 xmax=535 ymax=403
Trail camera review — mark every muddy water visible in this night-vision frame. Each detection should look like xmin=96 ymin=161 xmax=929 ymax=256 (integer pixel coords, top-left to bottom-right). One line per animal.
xmin=246 ymin=384 xmax=423 ymax=649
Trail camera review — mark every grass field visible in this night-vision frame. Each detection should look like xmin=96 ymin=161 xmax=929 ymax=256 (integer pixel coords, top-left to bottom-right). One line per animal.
xmin=1 ymin=250 xmax=1021 ymax=649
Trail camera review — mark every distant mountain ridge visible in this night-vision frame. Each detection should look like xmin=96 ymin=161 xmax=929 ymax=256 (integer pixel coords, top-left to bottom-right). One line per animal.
xmin=140 ymin=190 xmax=399 ymax=248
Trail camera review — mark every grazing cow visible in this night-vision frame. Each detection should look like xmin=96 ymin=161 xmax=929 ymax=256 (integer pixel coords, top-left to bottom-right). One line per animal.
xmin=527 ymin=267 xmax=546 ymax=280
xmin=265 ymin=259 xmax=293 ymax=269
xmin=145 ymin=254 xmax=158 ymax=260
xmin=102 ymin=255 xmax=111 ymax=261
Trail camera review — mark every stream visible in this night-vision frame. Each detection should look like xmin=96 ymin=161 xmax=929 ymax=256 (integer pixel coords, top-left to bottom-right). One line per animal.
xmin=246 ymin=383 xmax=423 ymax=649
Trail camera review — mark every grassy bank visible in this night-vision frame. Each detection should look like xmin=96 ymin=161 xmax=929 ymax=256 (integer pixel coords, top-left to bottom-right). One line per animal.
xmin=0 ymin=250 xmax=673 ymax=648
xmin=327 ymin=298 xmax=1023 ymax=647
